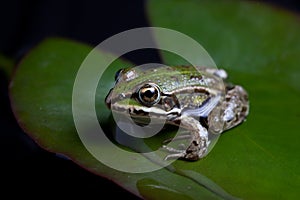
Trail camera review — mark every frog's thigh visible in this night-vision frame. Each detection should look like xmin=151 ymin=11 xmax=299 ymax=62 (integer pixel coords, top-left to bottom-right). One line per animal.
xmin=180 ymin=116 xmax=208 ymax=143
xmin=162 ymin=116 xmax=209 ymax=160
xmin=223 ymin=85 xmax=249 ymax=131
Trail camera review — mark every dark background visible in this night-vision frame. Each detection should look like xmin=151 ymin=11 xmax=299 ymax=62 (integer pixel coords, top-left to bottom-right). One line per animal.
xmin=0 ymin=0 xmax=299 ymax=198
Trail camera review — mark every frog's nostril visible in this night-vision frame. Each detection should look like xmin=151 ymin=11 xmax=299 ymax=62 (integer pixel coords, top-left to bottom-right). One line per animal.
xmin=114 ymin=68 xmax=124 ymax=81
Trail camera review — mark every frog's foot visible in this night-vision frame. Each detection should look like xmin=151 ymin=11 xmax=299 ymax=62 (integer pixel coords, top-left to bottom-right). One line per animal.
xmin=161 ymin=116 xmax=209 ymax=161
xmin=162 ymin=138 xmax=207 ymax=161
xmin=162 ymin=147 xmax=186 ymax=160
xmin=162 ymin=132 xmax=195 ymax=152
xmin=222 ymin=85 xmax=249 ymax=131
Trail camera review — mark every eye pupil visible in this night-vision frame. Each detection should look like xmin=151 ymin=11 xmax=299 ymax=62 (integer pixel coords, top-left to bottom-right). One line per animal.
xmin=138 ymin=84 xmax=161 ymax=106
xmin=144 ymin=88 xmax=156 ymax=98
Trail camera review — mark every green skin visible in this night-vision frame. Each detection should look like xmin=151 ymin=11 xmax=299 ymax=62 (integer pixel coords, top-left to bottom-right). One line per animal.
xmin=105 ymin=65 xmax=249 ymax=160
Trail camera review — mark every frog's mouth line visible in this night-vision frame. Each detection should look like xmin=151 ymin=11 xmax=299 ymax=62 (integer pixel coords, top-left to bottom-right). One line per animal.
xmin=129 ymin=106 xmax=181 ymax=120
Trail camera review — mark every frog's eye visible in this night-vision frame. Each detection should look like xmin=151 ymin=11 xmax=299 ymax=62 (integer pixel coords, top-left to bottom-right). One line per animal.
xmin=138 ymin=83 xmax=161 ymax=106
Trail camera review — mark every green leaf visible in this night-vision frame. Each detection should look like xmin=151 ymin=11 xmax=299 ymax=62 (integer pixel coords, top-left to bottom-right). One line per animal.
xmin=9 ymin=38 xmax=222 ymax=199
xmin=147 ymin=0 xmax=300 ymax=199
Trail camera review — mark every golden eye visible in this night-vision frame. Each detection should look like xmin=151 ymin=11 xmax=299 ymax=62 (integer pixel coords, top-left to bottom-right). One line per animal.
xmin=138 ymin=83 xmax=161 ymax=106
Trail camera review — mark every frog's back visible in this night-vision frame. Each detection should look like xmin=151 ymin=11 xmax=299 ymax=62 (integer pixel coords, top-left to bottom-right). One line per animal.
xmin=116 ymin=65 xmax=224 ymax=94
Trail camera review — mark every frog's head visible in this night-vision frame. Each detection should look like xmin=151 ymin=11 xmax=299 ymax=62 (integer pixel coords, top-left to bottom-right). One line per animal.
xmin=105 ymin=68 xmax=181 ymax=123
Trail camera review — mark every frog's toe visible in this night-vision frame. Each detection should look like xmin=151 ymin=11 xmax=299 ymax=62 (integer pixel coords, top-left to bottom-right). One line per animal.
xmin=161 ymin=145 xmax=187 ymax=160
xmin=163 ymin=149 xmax=201 ymax=161
xmin=164 ymin=152 xmax=187 ymax=160
xmin=162 ymin=145 xmax=184 ymax=153
xmin=161 ymin=145 xmax=202 ymax=161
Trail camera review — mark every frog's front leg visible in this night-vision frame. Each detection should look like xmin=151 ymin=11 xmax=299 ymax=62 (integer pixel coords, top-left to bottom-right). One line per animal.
xmin=162 ymin=116 xmax=208 ymax=161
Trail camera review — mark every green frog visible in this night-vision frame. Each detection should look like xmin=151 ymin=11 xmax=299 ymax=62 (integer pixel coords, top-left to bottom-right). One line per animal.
xmin=105 ymin=65 xmax=249 ymax=161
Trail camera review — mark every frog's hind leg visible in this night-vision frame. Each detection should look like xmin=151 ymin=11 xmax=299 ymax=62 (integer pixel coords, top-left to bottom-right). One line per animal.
xmin=161 ymin=116 xmax=209 ymax=161
xmin=163 ymin=148 xmax=187 ymax=160
xmin=162 ymin=133 xmax=191 ymax=152
xmin=222 ymin=85 xmax=249 ymax=131
xmin=162 ymin=139 xmax=207 ymax=161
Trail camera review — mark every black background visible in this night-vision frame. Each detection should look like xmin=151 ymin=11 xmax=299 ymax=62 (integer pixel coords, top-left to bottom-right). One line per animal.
xmin=1 ymin=0 xmax=299 ymax=198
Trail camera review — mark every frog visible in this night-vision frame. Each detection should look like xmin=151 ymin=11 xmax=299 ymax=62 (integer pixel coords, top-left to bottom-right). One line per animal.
xmin=105 ymin=65 xmax=249 ymax=161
